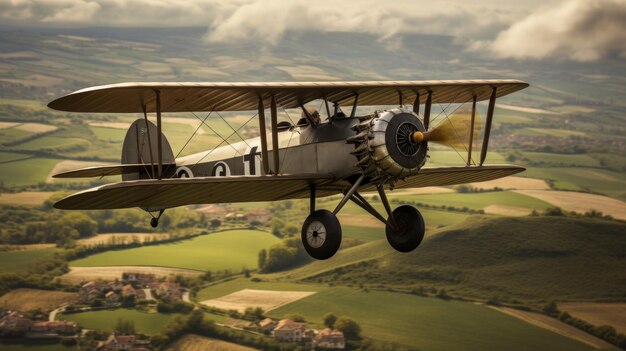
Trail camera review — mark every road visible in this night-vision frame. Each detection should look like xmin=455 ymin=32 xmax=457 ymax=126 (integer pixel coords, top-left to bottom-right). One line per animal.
xmin=143 ymin=288 xmax=154 ymax=300
xmin=49 ymin=304 xmax=68 ymax=321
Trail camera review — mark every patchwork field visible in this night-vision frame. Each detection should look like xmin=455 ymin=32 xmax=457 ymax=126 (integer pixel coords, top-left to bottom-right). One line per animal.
xmin=61 ymin=309 xmax=180 ymax=335
xmin=0 ymin=247 xmax=60 ymax=272
xmin=61 ymin=266 xmax=203 ymax=284
xmin=196 ymin=279 xmax=593 ymax=351
xmin=395 ymin=191 xmax=553 ymax=211
xmin=0 ymin=342 xmax=74 ymax=351
xmin=560 ymin=303 xmax=626 ymax=334
xmin=200 ymin=288 xmax=316 ymax=313
xmin=489 ymin=306 xmax=616 ymax=350
xmin=165 ymin=334 xmax=259 ymax=351
xmin=0 ymin=288 xmax=77 ymax=312
xmin=521 ymin=167 xmax=626 ymax=201
xmin=514 ymin=190 xmax=626 ymax=220
xmin=0 ymin=191 xmax=53 ymax=206
xmin=468 ymin=176 xmax=549 ymax=190
xmin=0 ymin=157 xmax=61 ymax=186
xmin=70 ymin=230 xmax=281 ymax=271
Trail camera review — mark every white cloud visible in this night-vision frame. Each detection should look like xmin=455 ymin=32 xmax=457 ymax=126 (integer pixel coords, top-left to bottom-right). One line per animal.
xmin=475 ymin=0 xmax=626 ymax=61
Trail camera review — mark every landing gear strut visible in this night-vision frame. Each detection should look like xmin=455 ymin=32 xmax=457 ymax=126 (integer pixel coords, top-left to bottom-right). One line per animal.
xmin=149 ymin=209 xmax=164 ymax=228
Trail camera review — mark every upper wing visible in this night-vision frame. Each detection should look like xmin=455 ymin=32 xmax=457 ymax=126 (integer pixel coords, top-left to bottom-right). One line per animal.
xmin=48 ymin=80 xmax=529 ymax=113
xmin=359 ymin=165 xmax=526 ymax=192
xmin=54 ymin=174 xmax=340 ymax=211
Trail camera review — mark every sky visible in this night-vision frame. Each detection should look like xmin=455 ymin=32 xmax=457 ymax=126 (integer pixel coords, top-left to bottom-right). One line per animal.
xmin=0 ymin=0 xmax=625 ymax=62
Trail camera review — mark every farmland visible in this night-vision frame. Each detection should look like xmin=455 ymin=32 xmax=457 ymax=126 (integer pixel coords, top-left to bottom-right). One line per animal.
xmin=0 ymin=247 xmax=60 ymax=272
xmin=61 ymin=309 xmax=180 ymax=335
xmin=196 ymin=279 xmax=593 ymax=351
xmin=165 ymin=334 xmax=259 ymax=351
xmin=70 ymin=230 xmax=281 ymax=271
xmin=560 ymin=303 xmax=626 ymax=335
xmin=0 ymin=288 xmax=76 ymax=312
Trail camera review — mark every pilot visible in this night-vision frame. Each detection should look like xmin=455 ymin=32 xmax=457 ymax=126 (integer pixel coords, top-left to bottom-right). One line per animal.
xmin=299 ymin=106 xmax=321 ymax=127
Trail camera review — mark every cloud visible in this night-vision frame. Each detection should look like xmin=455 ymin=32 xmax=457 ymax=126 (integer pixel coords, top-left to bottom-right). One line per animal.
xmin=474 ymin=0 xmax=626 ymax=61
xmin=203 ymin=0 xmax=521 ymax=44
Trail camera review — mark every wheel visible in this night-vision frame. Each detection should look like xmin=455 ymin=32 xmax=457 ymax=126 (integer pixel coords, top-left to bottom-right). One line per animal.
xmin=385 ymin=205 xmax=425 ymax=253
xmin=150 ymin=218 xmax=159 ymax=228
xmin=301 ymin=210 xmax=342 ymax=260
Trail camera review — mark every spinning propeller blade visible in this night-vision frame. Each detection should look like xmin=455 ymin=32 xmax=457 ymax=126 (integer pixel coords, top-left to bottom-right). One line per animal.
xmin=412 ymin=108 xmax=481 ymax=149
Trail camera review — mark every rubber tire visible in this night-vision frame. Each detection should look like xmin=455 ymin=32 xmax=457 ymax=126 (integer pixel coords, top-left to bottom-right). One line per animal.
xmin=385 ymin=205 xmax=425 ymax=253
xmin=150 ymin=218 xmax=159 ymax=228
xmin=301 ymin=210 xmax=342 ymax=260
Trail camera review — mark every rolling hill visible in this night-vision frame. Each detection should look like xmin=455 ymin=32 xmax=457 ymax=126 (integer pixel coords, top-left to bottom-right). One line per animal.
xmin=296 ymin=216 xmax=626 ymax=302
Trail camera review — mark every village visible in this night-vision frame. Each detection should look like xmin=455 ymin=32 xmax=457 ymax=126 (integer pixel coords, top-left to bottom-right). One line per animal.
xmin=0 ymin=269 xmax=346 ymax=351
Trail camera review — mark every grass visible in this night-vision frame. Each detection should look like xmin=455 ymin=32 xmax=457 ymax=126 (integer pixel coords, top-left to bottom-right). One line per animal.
xmin=0 ymin=127 xmax=32 ymax=144
xmin=305 ymin=216 xmax=626 ymax=301
xmin=0 ymin=157 xmax=60 ymax=186
xmin=0 ymin=247 xmax=59 ymax=272
xmin=520 ymin=152 xmax=600 ymax=167
xmin=60 ymin=308 xmax=180 ymax=335
xmin=89 ymin=126 xmax=126 ymax=142
xmin=13 ymin=136 xmax=89 ymax=152
xmin=0 ymin=288 xmax=76 ymax=312
xmin=0 ymin=151 xmax=31 ymax=163
xmin=427 ymin=150 xmax=506 ymax=166
xmin=197 ymin=278 xmax=592 ymax=351
xmin=70 ymin=230 xmax=281 ymax=271
xmin=0 ymin=341 xmax=74 ymax=351
xmin=393 ymin=191 xmax=553 ymax=211
xmin=521 ymin=167 xmax=626 ymax=200
xmin=342 ymin=225 xmax=384 ymax=241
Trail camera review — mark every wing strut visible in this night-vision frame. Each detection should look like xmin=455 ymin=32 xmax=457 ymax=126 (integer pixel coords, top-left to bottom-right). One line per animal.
xmin=413 ymin=92 xmax=420 ymax=115
xmin=467 ymin=95 xmax=477 ymax=166
xmin=424 ymin=90 xmax=433 ymax=130
xmin=257 ymin=98 xmax=270 ymax=174
xmin=155 ymin=89 xmax=163 ymax=179
xmin=270 ymin=94 xmax=280 ymax=175
xmin=480 ymin=87 xmax=497 ymax=166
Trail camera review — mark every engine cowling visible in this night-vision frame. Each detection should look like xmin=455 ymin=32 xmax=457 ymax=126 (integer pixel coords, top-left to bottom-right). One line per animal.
xmin=348 ymin=108 xmax=427 ymax=182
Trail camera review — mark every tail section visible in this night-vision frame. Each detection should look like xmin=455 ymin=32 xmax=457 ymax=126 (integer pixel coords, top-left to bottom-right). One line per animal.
xmin=122 ymin=119 xmax=174 ymax=181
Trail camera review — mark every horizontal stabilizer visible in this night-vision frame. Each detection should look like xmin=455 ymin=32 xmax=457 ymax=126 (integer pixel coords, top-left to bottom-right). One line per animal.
xmin=54 ymin=174 xmax=338 ymax=210
xmin=52 ymin=164 xmax=175 ymax=178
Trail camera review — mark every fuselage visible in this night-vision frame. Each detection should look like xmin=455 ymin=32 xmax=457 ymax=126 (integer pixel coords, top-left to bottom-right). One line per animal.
xmin=174 ymin=117 xmax=361 ymax=180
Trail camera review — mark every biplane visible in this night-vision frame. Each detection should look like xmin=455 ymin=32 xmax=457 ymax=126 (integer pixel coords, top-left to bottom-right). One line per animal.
xmin=48 ymin=80 xmax=528 ymax=260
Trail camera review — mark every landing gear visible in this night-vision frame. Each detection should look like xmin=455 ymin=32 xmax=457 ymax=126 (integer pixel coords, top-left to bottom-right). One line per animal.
xmin=149 ymin=209 xmax=164 ymax=228
xmin=385 ymin=205 xmax=425 ymax=252
xmin=301 ymin=210 xmax=342 ymax=260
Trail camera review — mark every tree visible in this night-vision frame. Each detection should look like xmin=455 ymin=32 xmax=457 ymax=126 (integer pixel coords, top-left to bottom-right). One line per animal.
xmin=258 ymin=249 xmax=267 ymax=270
xmin=543 ymin=301 xmax=559 ymax=317
xmin=210 ymin=219 xmax=221 ymax=228
xmin=115 ymin=319 xmax=136 ymax=335
xmin=335 ymin=317 xmax=361 ymax=339
xmin=286 ymin=314 xmax=306 ymax=322
xmin=323 ymin=313 xmax=337 ymax=328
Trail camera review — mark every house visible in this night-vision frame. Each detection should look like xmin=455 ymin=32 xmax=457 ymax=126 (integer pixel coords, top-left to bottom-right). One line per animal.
xmin=196 ymin=204 xmax=228 ymax=219
xmin=121 ymin=284 xmax=138 ymax=298
xmin=273 ymin=319 xmax=309 ymax=342
xmin=314 ymin=328 xmax=346 ymax=349
xmin=0 ymin=311 xmax=33 ymax=335
xmin=79 ymin=281 xmax=107 ymax=303
xmin=105 ymin=291 xmax=119 ymax=304
xmin=122 ymin=272 xmax=156 ymax=287
xmin=152 ymin=282 xmax=181 ymax=301
xmin=30 ymin=321 xmax=78 ymax=334
xmin=259 ymin=317 xmax=276 ymax=333
xmin=246 ymin=208 xmax=271 ymax=223
xmin=97 ymin=333 xmax=136 ymax=351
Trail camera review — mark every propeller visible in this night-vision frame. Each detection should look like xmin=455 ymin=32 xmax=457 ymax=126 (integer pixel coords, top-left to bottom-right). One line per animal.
xmin=411 ymin=108 xmax=481 ymax=149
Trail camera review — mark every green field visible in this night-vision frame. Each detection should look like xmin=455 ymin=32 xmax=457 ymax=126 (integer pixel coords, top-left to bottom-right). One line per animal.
xmin=520 ymin=152 xmax=600 ymax=167
xmin=0 ymin=151 xmax=31 ymax=163
xmin=197 ymin=279 xmax=592 ymax=351
xmin=342 ymin=225 xmax=384 ymax=241
xmin=428 ymin=150 xmax=506 ymax=166
xmin=0 ymin=342 xmax=74 ymax=351
xmin=394 ymin=191 xmax=552 ymax=211
xmin=13 ymin=136 xmax=89 ymax=152
xmin=0 ymin=127 xmax=32 ymax=144
xmin=61 ymin=308 xmax=180 ymax=335
xmin=0 ymin=248 xmax=59 ymax=272
xmin=89 ymin=126 xmax=126 ymax=142
xmin=521 ymin=167 xmax=626 ymax=200
xmin=71 ymin=230 xmax=281 ymax=271
xmin=0 ymin=157 xmax=60 ymax=186
xmin=304 ymin=216 xmax=626 ymax=301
